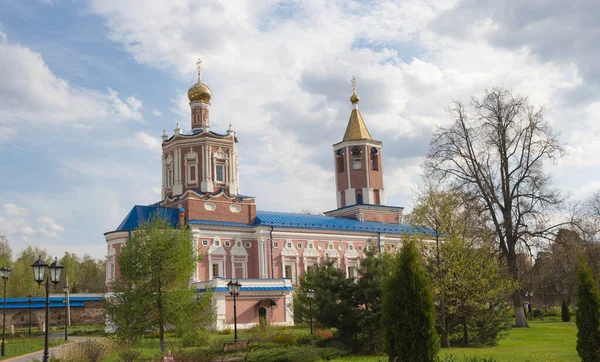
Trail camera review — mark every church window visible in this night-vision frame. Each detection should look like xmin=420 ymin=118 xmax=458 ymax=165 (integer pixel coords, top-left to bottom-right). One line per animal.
xmin=338 ymin=245 xmax=343 ymax=251
xmin=348 ymin=266 xmax=356 ymax=279
xmin=328 ymin=243 xmax=334 ymax=250
xmin=352 ymin=147 xmax=362 ymax=169
xmin=336 ymin=149 xmax=345 ymax=173
xmin=357 ymin=193 xmax=363 ymax=204
xmin=202 ymin=240 xmax=208 ymax=246
xmin=245 ymin=242 xmax=251 ymax=248
xmin=168 ymin=169 xmax=173 ymax=187
xmin=287 ymin=242 xmax=292 ymax=248
xmin=225 ymin=241 xmax=231 ymax=247
xmin=189 ymin=166 xmax=196 ymax=181
xmin=349 ymin=244 xmax=354 ymax=251
xmin=370 ymin=148 xmax=379 ymax=171
xmin=357 ymin=245 xmax=362 ymax=251
xmin=297 ymin=243 xmax=302 ymax=249
xmin=216 ymin=164 xmax=225 ymax=183
xmin=273 ymin=242 xmax=279 ymax=248
xmin=214 ymin=239 xmax=220 ymax=246
xmin=212 ymin=263 xmax=219 ymax=278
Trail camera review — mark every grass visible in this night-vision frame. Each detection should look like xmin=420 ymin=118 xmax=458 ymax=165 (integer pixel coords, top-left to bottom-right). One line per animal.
xmin=332 ymin=316 xmax=579 ymax=362
xmin=0 ymin=335 xmax=68 ymax=360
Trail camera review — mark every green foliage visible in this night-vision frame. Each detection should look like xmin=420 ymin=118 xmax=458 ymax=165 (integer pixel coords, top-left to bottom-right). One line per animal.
xmin=103 ymin=215 xmax=211 ymax=353
xmin=269 ymin=333 xmax=297 ymax=346
xmin=382 ymin=239 xmax=438 ymax=362
xmin=118 ymin=349 xmax=142 ymax=362
xmin=294 ymin=246 xmax=390 ymax=354
xmin=436 ymin=355 xmax=498 ymax=362
xmin=576 ymin=262 xmax=600 ymax=361
xmin=247 ymin=346 xmax=345 ymax=362
xmin=294 ymin=259 xmax=353 ymax=328
xmin=432 ymin=237 xmax=515 ymax=346
xmin=296 ymin=333 xmax=325 ymax=346
xmin=561 ymin=299 xmax=571 ymax=322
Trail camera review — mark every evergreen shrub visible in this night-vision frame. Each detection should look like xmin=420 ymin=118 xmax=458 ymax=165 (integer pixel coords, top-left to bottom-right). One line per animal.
xmin=576 ymin=263 xmax=600 ymax=362
xmin=561 ymin=299 xmax=570 ymax=322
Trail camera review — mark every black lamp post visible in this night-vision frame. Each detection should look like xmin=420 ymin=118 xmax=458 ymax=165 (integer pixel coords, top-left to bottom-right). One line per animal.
xmin=27 ymin=295 xmax=32 ymax=336
xmin=31 ymin=256 xmax=63 ymax=362
xmin=227 ymin=279 xmax=241 ymax=341
xmin=306 ymin=289 xmax=315 ymax=335
xmin=62 ymin=283 xmax=68 ymax=341
xmin=0 ymin=266 xmax=11 ymax=356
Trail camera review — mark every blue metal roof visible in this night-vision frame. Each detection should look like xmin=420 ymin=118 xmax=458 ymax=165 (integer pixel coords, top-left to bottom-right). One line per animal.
xmin=0 ymin=296 xmax=102 ymax=309
xmin=115 ymin=205 xmax=179 ymax=231
xmin=254 ymin=211 xmax=434 ymax=236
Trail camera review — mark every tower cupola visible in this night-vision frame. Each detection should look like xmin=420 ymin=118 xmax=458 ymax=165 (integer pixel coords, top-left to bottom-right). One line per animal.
xmin=189 ymin=59 xmax=212 ymax=131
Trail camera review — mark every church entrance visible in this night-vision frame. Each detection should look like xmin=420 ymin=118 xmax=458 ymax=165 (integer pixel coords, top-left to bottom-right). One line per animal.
xmin=258 ymin=307 xmax=268 ymax=327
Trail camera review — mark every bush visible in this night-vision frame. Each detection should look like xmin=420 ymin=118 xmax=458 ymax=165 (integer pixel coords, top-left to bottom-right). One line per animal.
xmin=317 ymin=347 xmax=347 ymax=360
xmin=314 ymin=329 xmax=334 ymax=339
xmin=248 ymin=346 xmax=321 ymax=362
xmin=436 ymin=355 xmax=498 ymax=362
xmin=221 ymin=328 xmax=233 ymax=335
xmin=532 ymin=308 xmax=544 ymax=318
xmin=53 ymin=338 xmax=116 ymax=362
xmin=561 ymin=299 xmax=570 ymax=322
xmin=297 ymin=333 xmax=325 ymax=346
xmin=269 ymin=333 xmax=297 ymax=346
xmin=119 ymin=350 xmax=141 ymax=362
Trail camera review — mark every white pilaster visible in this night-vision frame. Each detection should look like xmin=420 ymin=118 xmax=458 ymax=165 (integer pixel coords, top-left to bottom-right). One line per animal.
xmin=345 ymin=189 xmax=356 ymax=206
xmin=362 ymin=188 xmax=374 ymax=204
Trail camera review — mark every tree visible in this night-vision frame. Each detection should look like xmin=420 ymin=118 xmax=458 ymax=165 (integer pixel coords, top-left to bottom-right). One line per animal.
xmin=576 ymin=262 xmax=600 ymax=361
xmin=409 ymin=182 xmax=491 ymax=347
xmin=8 ymin=246 xmax=50 ymax=298
xmin=426 ymin=88 xmax=565 ymax=327
xmin=0 ymin=236 xmax=12 ymax=269
xmin=435 ymin=237 xmax=514 ymax=346
xmin=561 ymin=299 xmax=570 ymax=322
xmin=103 ymin=216 xmax=209 ymax=352
xmin=382 ymin=239 xmax=438 ymax=361
xmin=294 ymin=259 xmax=352 ymax=329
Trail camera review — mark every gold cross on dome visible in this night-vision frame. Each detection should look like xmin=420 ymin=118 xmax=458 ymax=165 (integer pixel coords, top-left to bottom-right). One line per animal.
xmin=351 ymin=76 xmax=357 ymax=92
xmin=196 ymin=58 xmax=202 ymax=81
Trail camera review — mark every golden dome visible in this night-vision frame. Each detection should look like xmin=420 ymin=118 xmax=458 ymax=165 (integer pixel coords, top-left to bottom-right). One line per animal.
xmin=350 ymin=90 xmax=360 ymax=104
xmin=188 ymin=80 xmax=211 ymax=103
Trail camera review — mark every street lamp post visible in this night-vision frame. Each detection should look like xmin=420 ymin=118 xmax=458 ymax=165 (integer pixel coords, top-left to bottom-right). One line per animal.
xmin=62 ymin=283 xmax=68 ymax=341
xmin=306 ymin=289 xmax=315 ymax=335
xmin=27 ymin=295 xmax=32 ymax=336
xmin=31 ymin=256 xmax=64 ymax=362
xmin=227 ymin=279 xmax=241 ymax=341
xmin=0 ymin=266 xmax=11 ymax=356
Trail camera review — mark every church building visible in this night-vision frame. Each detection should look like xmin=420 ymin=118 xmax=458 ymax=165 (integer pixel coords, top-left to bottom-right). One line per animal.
xmin=104 ymin=63 xmax=430 ymax=330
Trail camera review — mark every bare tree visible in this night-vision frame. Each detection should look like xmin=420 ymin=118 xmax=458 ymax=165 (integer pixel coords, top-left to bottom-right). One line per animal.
xmin=425 ymin=88 xmax=565 ymax=327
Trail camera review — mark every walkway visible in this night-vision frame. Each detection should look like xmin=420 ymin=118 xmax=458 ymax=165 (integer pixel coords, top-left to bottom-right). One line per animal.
xmin=2 ymin=337 xmax=87 ymax=362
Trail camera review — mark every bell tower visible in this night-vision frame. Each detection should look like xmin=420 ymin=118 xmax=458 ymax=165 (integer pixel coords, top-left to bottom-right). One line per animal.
xmin=332 ymin=77 xmax=385 ymax=208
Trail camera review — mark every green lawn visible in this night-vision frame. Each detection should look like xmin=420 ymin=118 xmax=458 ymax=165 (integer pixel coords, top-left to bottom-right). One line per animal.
xmin=333 ymin=317 xmax=578 ymax=362
xmin=65 ymin=317 xmax=581 ymax=362
xmin=0 ymin=335 xmax=67 ymax=360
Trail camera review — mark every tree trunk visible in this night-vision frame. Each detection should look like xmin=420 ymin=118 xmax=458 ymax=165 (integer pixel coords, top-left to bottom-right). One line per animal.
xmin=507 ymin=248 xmax=528 ymax=327
xmin=512 ymin=290 xmax=528 ymax=327
xmin=436 ymin=236 xmax=449 ymax=348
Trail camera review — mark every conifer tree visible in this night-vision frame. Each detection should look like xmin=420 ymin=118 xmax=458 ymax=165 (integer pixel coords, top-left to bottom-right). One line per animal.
xmin=576 ymin=262 xmax=600 ymax=362
xmin=561 ymin=299 xmax=570 ymax=322
xmin=382 ymin=239 xmax=438 ymax=362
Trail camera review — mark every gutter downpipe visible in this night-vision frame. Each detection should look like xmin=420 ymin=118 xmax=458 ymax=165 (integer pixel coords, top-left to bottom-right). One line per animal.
xmin=270 ymin=225 xmax=275 ymax=279
xmin=377 ymin=232 xmax=382 ymax=254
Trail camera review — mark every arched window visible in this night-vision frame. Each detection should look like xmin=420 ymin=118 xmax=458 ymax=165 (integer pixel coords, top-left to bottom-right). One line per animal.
xmin=370 ymin=148 xmax=379 ymax=171
xmin=351 ymin=147 xmax=362 ymax=170
xmin=336 ymin=149 xmax=345 ymax=173
xmin=357 ymin=193 xmax=363 ymax=204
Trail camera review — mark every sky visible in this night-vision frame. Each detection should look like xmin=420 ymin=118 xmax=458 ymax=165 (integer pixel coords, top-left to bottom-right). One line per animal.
xmin=0 ymin=0 xmax=599 ymax=261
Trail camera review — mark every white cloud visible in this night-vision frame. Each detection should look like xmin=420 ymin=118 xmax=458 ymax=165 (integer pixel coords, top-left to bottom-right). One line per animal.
xmin=152 ymin=109 xmax=163 ymax=117
xmin=133 ymin=131 xmax=161 ymax=151
xmin=2 ymin=203 xmax=28 ymax=217
xmin=0 ymin=35 xmax=143 ymax=132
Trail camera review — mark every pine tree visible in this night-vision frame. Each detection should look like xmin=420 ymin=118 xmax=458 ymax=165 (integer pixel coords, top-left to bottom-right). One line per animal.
xmin=576 ymin=263 xmax=600 ymax=362
xmin=562 ymin=299 xmax=570 ymax=322
xmin=382 ymin=239 xmax=438 ymax=362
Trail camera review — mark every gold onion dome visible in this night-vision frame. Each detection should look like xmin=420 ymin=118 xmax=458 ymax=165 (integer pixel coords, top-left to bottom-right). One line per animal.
xmin=188 ymin=80 xmax=211 ymax=103
xmin=188 ymin=59 xmax=212 ymax=103
xmin=350 ymin=90 xmax=360 ymax=104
